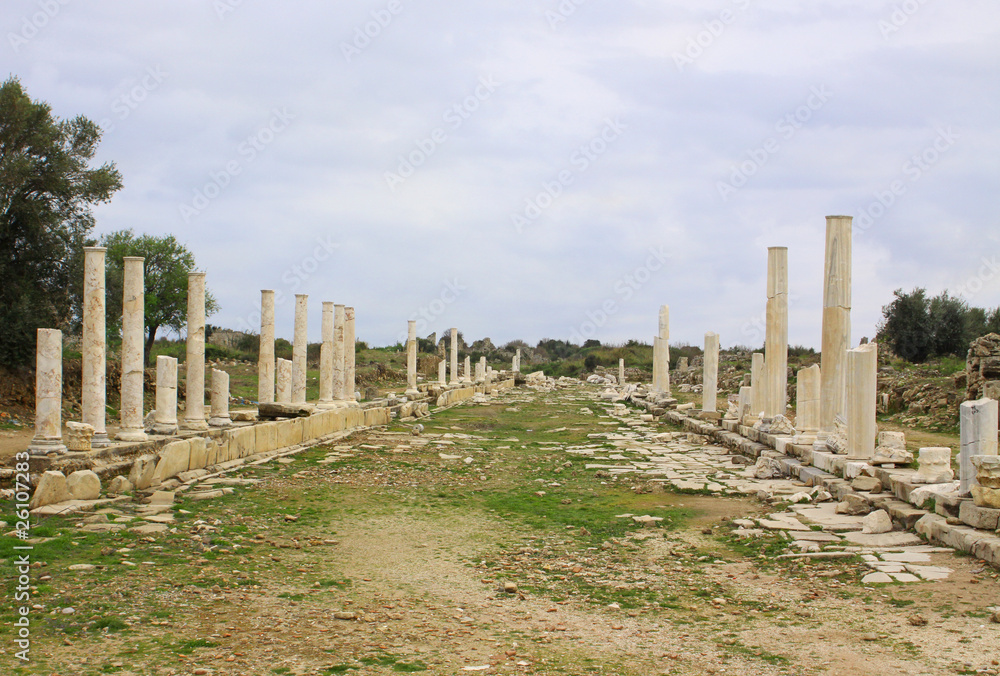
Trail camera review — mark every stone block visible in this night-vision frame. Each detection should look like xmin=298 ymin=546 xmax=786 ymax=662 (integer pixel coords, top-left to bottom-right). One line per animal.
xmin=205 ymin=439 xmax=219 ymax=467
xmin=255 ymin=422 xmax=277 ymax=454
xmin=971 ymin=484 xmax=1000 ymax=510
xmin=862 ymin=510 xmax=892 ymax=534
xmin=107 ymin=476 xmax=133 ymax=495
xmin=66 ymin=470 xmax=101 ymax=500
xmin=29 ymin=471 xmax=70 ymax=509
xmin=188 ymin=437 xmax=208 ymax=470
xmin=228 ymin=425 xmax=255 ymax=458
xmin=959 ymin=500 xmax=1000 ymax=530
xmin=129 ymin=455 xmax=158 ymax=490
xmin=154 ymin=440 xmax=191 ymax=482
xmin=852 ymin=476 xmax=882 ymax=493
xmin=65 ymin=421 xmax=95 ymax=451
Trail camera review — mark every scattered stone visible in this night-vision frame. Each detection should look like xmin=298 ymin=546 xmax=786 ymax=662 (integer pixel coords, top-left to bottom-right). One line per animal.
xmin=908 ymin=614 xmax=928 ymax=626
xmin=862 ymin=510 xmax=893 ymax=534
xmin=106 ymin=476 xmax=133 ymax=495
xmin=836 ymin=494 xmax=871 ymax=516
xmin=66 ymin=470 xmax=101 ymax=501
xmin=851 ymin=476 xmax=882 ymax=493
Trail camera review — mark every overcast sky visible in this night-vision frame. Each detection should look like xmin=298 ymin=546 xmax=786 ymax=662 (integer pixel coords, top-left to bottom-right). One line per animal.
xmin=5 ymin=1 xmax=999 ymax=350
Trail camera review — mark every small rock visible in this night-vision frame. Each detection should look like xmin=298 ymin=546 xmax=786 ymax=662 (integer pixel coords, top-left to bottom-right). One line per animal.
xmin=908 ymin=614 xmax=927 ymax=626
xmin=836 ymin=494 xmax=871 ymax=516
xmin=61 ymin=607 xmax=75 ymax=615
xmin=502 ymin=582 xmax=518 ymax=594
xmin=862 ymin=510 xmax=893 ymax=534
xmin=334 ymin=611 xmax=357 ymax=620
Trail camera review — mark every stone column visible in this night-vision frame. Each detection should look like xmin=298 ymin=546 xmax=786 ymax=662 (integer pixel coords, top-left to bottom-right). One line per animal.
xmin=703 ymin=331 xmax=719 ymax=412
xmin=738 ymin=385 xmax=754 ymax=422
xmin=117 ymin=257 xmax=147 ymax=442
xmin=153 ymin=356 xmax=178 ymax=435
xmin=795 ymin=364 xmax=821 ymax=444
xmin=750 ymin=352 xmax=766 ymax=419
xmin=28 ymin=329 xmax=67 ymax=455
xmin=209 ymin=368 xmax=232 ymax=428
xmin=276 ymin=358 xmax=293 ymax=404
xmin=463 ymin=356 xmax=472 ymax=384
xmin=478 ymin=356 xmax=487 ymax=383
xmin=449 ymin=328 xmax=460 ymax=385
xmin=819 ymin=216 xmax=852 ymax=444
xmin=82 ymin=246 xmax=109 ymax=446
xmin=619 ymin=358 xmax=625 ymax=385
xmin=653 ymin=305 xmax=670 ymax=394
xmin=345 ymin=307 xmax=357 ymax=404
xmin=438 ymin=360 xmax=447 ymax=385
xmin=181 ymin=272 xmax=208 ymax=431
xmin=258 ymin=290 xmax=276 ymax=404
xmin=960 ymin=398 xmax=999 ymax=495
xmin=319 ymin=302 xmax=335 ymax=408
xmin=846 ymin=343 xmax=877 ymax=459
xmin=292 ymin=294 xmax=308 ymax=404
xmin=764 ymin=247 xmax=788 ymax=418
xmin=405 ymin=320 xmax=419 ymax=396
xmin=333 ymin=304 xmax=346 ymax=403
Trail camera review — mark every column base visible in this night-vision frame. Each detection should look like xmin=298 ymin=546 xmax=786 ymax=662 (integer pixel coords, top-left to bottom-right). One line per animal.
xmin=209 ymin=417 xmax=233 ymax=428
xmin=180 ymin=418 xmax=209 ymax=432
xmin=28 ymin=438 xmax=67 ymax=456
xmin=317 ymin=400 xmax=338 ymax=410
xmin=115 ymin=428 xmax=149 ymax=443
xmin=91 ymin=432 xmax=111 ymax=448
xmin=404 ymin=389 xmax=420 ymax=398
xmin=152 ymin=422 xmax=178 ymax=435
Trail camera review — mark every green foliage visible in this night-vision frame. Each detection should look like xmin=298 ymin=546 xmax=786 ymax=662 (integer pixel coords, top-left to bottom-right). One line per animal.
xmin=878 ymin=288 xmax=933 ymax=362
xmin=0 ymin=77 xmax=122 ymax=365
xmin=928 ymin=291 xmax=968 ymax=357
xmin=879 ymin=287 xmax=998 ymax=363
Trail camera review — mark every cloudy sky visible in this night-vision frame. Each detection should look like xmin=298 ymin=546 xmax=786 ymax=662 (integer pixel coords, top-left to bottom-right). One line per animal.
xmin=5 ymin=0 xmax=999 ymax=350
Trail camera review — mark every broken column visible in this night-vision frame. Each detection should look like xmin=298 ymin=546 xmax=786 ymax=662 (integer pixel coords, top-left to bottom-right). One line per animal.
xmin=258 ymin=290 xmax=275 ymax=404
xmin=514 ymin=348 xmax=522 ymax=373
xmin=463 ymin=356 xmax=472 ymax=385
xmin=738 ymin=385 xmax=754 ymax=422
xmin=405 ymin=320 xmax=419 ymax=397
xmin=764 ymin=247 xmax=788 ymax=418
xmin=960 ymin=398 xmax=999 ymax=495
xmin=319 ymin=302 xmax=335 ymax=408
xmin=117 ymin=256 xmax=147 ymax=442
xmin=846 ymin=342 xmax=878 ymax=459
xmin=703 ymin=332 xmax=719 ymax=412
xmin=209 ymin=368 xmax=232 ymax=428
xmin=345 ymin=307 xmax=357 ymax=404
xmin=478 ymin=356 xmax=487 ymax=383
xmin=449 ymin=328 xmax=460 ymax=385
xmin=276 ymin=358 xmax=293 ymax=404
xmin=619 ymin=358 xmax=625 ymax=385
xmin=794 ymin=364 xmax=821 ymax=445
xmin=28 ymin=328 xmax=67 ymax=455
xmin=749 ymin=352 xmax=766 ymax=421
xmin=438 ymin=360 xmax=447 ymax=385
xmin=333 ymin=304 xmax=346 ymax=404
xmin=292 ymin=294 xmax=308 ymax=404
xmin=82 ymin=246 xmax=109 ymax=446
xmin=153 ymin=356 xmax=179 ymax=435
xmin=182 ymin=271 xmax=208 ymax=431
xmin=653 ymin=305 xmax=670 ymax=394
xmin=819 ymin=216 xmax=852 ymax=447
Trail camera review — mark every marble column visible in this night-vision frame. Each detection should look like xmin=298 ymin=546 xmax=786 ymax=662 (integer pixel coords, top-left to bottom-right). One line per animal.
xmin=333 ymin=304 xmax=346 ymax=403
xmin=819 ymin=216 xmax=852 ymax=444
xmin=345 ymin=307 xmax=357 ymax=404
xmin=82 ymin=246 xmax=109 ymax=446
xmin=738 ymin=385 xmax=754 ymax=422
xmin=319 ymin=302 xmax=335 ymax=408
xmin=653 ymin=305 xmax=670 ymax=394
xmin=960 ymin=398 xmax=999 ymax=495
xmin=846 ymin=343 xmax=877 ymax=460
xmin=750 ymin=353 xmax=766 ymax=420
xmin=28 ymin=329 xmax=67 ymax=455
xmin=405 ymin=320 xmax=419 ymax=396
xmin=209 ymin=369 xmax=232 ymax=428
xmin=182 ymin=272 xmax=208 ymax=431
xmin=258 ymin=290 xmax=276 ymax=405
xmin=449 ymin=328 xmax=460 ymax=385
xmin=703 ymin=331 xmax=719 ymax=413
xmin=117 ymin=256 xmax=147 ymax=442
xmin=764 ymin=247 xmax=788 ymax=418
xmin=276 ymin=358 xmax=293 ymax=404
xmin=478 ymin=356 xmax=487 ymax=384
xmin=292 ymin=294 xmax=308 ymax=404
xmin=438 ymin=360 xmax=447 ymax=385
xmin=619 ymin=358 xmax=625 ymax=385
xmin=153 ymin=356 xmax=178 ymax=435
xmin=795 ymin=364 xmax=821 ymax=444
xmin=463 ymin=356 xmax=472 ymax=385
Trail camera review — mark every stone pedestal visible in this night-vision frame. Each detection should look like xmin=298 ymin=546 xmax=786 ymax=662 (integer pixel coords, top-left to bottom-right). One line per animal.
xmin=619 ymin=358 xmax=625 ymax=385
xmin=738 ymin=386 xmax=753 ymax=423
xmin=276 ymin=358 xmax=293 ymax=404
xmin=960 ymin=398 xmax=999 ymax=495
xmin=764 ymin=247 xmax=788 ymax=417
xmin=65 ymin=421 xmax=94 ymax=452
xmin=971 ymin=456 xmax=1000 ymax=508
xmin=750 ymin=352 xmax=765 ymax=420
xmin=319 ymin=302 xmax=336 ymax=408
xmin=405 ymin=320 xmax=419 ymax=396
xmin=463 ymin=356 xmax=473 ymax=384
xmin=450 ymin=328 xmax=460 ymax=385
xmin=182 ymin=272 xmax=209 ymax=431
xmin=846 ymin=343 xmax=877 ymax=460
xmin=333 ymin=304 xmax=346 ymax=403
xmin=82 ymin=246 xmax=109 ymax=446
xmin=292 ymin=294 xmax=308 ymax=404
xmin=117 ymin=257 xmax=148 ymax=442
xmin=703 ymin=332 xmax=719 ymax=413
xmin=28 ymin=328 xmax=67 ymax=455
xmin=915 ymin=447 xmax=954 ymax=484
xmin=153 ymin=356 xmax=179 ymax=435
xmin=794 ymin=364 xmax=821 ymax=444
xmin=438 ymin=360 xmax=447 ymax=385
xmin=819 ymin=216 xmax=852 ymax=444
xmin=209 ymin=368 xmax=232 ymax=428
xmin=345 ymin=307 xmax=357 ymax=404
xmin=258 ymin=290 xmax=276 ymax=404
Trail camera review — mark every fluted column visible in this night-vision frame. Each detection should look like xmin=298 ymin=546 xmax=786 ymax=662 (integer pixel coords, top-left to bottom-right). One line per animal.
xmin=182 ymin=272 xmax=208 ymax=431
xmin=703 ymin=331 xmax=719 ymax=413
xmin=116 ymin=257 xmax=147 ymax=442
xmin=819 ymin=216 xmax=852 ymax=446
xmin=153 ymin=356 xmax=178 ymax=435
xmin=319 ymin=302 xmax=335 ymax=408
xmin=405 ymin=320 xmax=419 ymax=396
xmin=258 ymin=290 xmax=275 ymax=404
xmin=292 ymin=294 xmax=308 ymax=404
xmin=82 ymin=246 xmax=109 ymax=446
xmin=764 ymin=247 xmax=788 ymax=417
xmin=345 ymin=307 xmax=357 ymax=405
xmin=333 ymin=304 xmax=346 ymax=403
xmin=28 ymin=329 xmax=67 ymax=455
